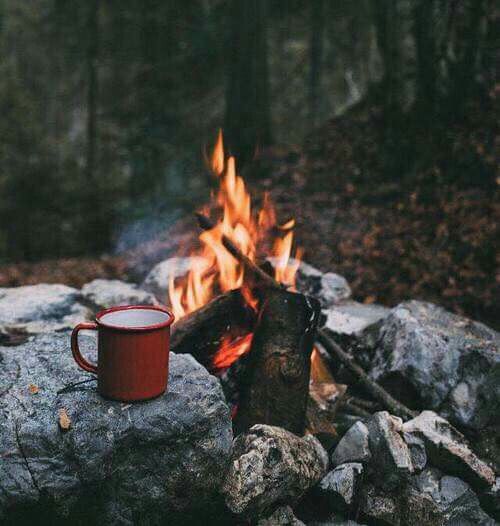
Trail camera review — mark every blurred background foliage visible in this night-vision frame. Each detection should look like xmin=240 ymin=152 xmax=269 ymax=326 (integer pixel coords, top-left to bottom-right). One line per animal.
xmin=0 ymin=0 xmax=496 ymax=263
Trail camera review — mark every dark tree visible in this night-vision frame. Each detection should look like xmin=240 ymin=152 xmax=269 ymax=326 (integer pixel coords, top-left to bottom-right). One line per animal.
xmin=447 ymin=0 xmax=488 ymax=111
xmin=83 ymin=0 xmax=108 ymax=252
xmin=225 ymin=0 xmax=272 ymax=163
xmin=413 ymin=0 xmax=438 ymax=120
xmin=86 ymin=0 xmax=99 ymax=183
xmin=372 ymin=0 xmax=407 ymax=171
xmin=309 ymin=0 xmax=325 ymax=128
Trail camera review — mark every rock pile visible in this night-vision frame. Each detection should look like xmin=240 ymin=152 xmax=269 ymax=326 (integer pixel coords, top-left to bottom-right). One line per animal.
xmin=0 ymin=257 xmax=498 ymax=525
xmin=0 ymin=279 xmax=159 ymax=344
xmin=329 ymin=300 xmax=500 ymax=473
xmin=309 ymin=410 xmax=498 ymax=525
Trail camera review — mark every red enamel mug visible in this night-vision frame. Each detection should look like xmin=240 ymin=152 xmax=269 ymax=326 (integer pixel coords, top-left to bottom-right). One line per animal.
xmin=71 ymin=305 xmax=174 ymax=401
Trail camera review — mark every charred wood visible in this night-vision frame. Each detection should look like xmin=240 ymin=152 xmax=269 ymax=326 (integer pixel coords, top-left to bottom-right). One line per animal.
xmin=234 ymin=288 xmax=321 ymax=435
xmin=317 ymin=330 xmax=417 ymax=421
xmin=170 ymin=289 xmax=255 ymax=368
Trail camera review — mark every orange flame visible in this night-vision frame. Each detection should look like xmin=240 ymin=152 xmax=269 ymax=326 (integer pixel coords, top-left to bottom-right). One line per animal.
xmin=211 ymin=128 xmax=225 ymax=176
xmin=169 ymin=131 xmax=301 ymax=318
xmin=310 ymin=348 xmax=335 ymax=384
xmin=168 ymin=130 xmax=303 ymax=371
xmin=212 ymin=333 xmax=254 ymax=370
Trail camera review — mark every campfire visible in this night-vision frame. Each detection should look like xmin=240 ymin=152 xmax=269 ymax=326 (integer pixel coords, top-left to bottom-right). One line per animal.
xmin=166 ymin=131 xmax=415 ymax=436
xmin=164 ymin=130 xmax=322 ymax=434
xmin=168 ymin=129 xmax=304 ymax=369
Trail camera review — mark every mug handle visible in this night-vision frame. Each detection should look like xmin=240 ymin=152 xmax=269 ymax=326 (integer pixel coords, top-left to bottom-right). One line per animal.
xmin=71 ymin=322 xmax=98 ymax=374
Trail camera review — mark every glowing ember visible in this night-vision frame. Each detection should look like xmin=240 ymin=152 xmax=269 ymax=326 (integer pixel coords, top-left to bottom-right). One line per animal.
xmin=212 ymin=333 xmax=254 ymax=370
xmin=310 ymin=348 xmax=335 ymax=384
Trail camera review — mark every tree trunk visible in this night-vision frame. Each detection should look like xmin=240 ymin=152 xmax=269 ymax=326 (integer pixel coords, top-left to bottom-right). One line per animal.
xmin=372 ymin=0 xmax=409 ymax=175
xmin=309 ymin=0 xmax=325 ymax=128
xmin=86 ymin=0 xmax=99 ymax=183
xmin=414 ymin=0 xmax=437 ymax=119
xmin=376 ymin=1 xmax=402 ymax=120
xmin=83 ymin=0 xmax=101 ymax=251
xmin=225 ymin=0 xmax=272 ymax=164
xmin=452 ymin=0 xmax=486 ymax=107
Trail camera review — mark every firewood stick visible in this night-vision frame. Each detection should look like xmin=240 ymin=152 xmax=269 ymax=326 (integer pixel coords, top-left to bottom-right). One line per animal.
xmin=341 ymin=400 xmax=372 ymax=419
xmin=347 ymin=396 xmax=380 ymax=412
xmin=195 ymin=213 xmax=285 ymax=290
xmin=195 ymin=212 xmax=417 ymax=421
xmin=317 ymin=331 xmax=417 ymax=421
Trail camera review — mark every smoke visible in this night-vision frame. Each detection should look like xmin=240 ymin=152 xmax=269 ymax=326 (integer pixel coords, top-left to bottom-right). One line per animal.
xmin=113 ymin=205 xmax=183 ymax=255
xmin=112 ymin=153 xmax=209 ymax=255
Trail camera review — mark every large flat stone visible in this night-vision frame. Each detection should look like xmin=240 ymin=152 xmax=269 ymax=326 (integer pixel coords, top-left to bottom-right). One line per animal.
xmin=0 ymin=284 xmax=91 ymax=337
xmin=366 ymin=301 xmax=500 ymax=431
xmin=0 ymin=333 xmax=232 ymax=525
xmin=81 ymin=279 xmax=158 ymax=310
xmin=402 ymin=411 xmax=495 ymax=492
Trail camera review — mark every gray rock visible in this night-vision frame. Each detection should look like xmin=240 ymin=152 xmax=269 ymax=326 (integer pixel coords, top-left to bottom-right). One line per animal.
xmin=257 ymin=506 xmax=306 ymax=526
xmin=402 ymin=411 xmax=495 ymax=492
xmin=366 ymin=412 xmax=413 ymax=490
xmin=81 ymin=279 xmax=158 ymax=310
xmin=267 ymin=258 xmax=351 ymax=308
xmin=402 ymin=432 xmax=428 ymax=472
xmin=0 ymin=333 xmax=232 ymax=525
xmin=366 ymin=301 xmax=500 ymax=431
xmin=331 ymin=421 xmax=371 ymax=467
xmin=480 ymin=477 xmax=500 ymax=521
xmin=333 ymin=414 xmax=369 ymax=441
xmin=317 ymin=463 xmax=363 ymax=512
xmin=222 ymin=424 xmax=329 ymax=518
xmin=141 ymin=256 xmax=207 ymax=303
xmin=404 ymin=468 xmax=496 ymax=525
xmin=474 ymin=425 xmax=500 ymax=474
xmin=0 ymin=284 xmax=91 ymax=336
xmin=323 ymin=301 xmax=389 ymax=345
xmin=359 ymin=484 xmax=400 ymax=525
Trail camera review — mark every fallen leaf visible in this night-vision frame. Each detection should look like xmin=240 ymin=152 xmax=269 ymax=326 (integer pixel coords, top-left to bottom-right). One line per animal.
xmin=58 ymin=408 xmax=71 ymax=431
xmin=28 ymin=384 xmax=39 ymax=394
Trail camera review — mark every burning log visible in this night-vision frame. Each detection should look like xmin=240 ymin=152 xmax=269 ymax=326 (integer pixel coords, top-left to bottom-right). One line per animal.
xmin=170 ymin=289 xmax=255 ymax=368
xmin=196 ymin=212 xmax=416 ymax=422
xmin=195 ymin=212 xmax=284 ymax=290
xmin=234 ymin=288 xmax=321 ymax=435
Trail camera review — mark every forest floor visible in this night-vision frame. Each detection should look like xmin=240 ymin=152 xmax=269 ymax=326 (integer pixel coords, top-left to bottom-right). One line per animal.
xmin=1 ymin=88 xmax=498 ymax=329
